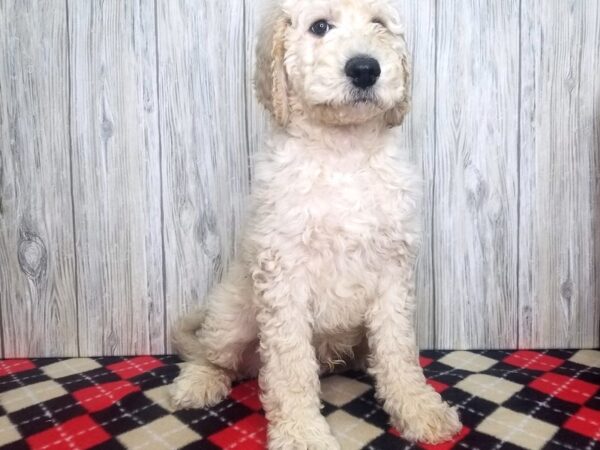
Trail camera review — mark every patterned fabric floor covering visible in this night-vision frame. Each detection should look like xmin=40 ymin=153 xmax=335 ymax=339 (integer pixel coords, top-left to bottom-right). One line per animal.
xmin=0 ymin=350 xmax=599 ymax=450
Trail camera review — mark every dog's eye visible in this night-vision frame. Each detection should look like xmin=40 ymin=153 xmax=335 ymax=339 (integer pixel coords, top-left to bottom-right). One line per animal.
xmin=309 ymin=19 xmax=332 ymax=37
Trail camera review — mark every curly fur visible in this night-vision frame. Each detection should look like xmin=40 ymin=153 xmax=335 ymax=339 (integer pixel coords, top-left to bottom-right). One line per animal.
xmin=170 ymin=0 xmax=462 ymax=447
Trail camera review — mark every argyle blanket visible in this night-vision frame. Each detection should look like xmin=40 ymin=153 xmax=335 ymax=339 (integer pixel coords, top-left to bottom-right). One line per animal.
xmin=0 ymin=350 xmax=598 ymax=450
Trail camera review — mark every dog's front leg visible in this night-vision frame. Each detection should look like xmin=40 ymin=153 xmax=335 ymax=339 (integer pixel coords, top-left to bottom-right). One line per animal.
xmin=253 ymin=261 xmax=340 ymax=450
xmin=366 ymin=269 xmax=462 ymax=444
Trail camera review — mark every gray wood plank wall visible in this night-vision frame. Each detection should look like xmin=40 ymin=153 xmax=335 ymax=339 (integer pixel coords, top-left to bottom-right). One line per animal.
xmin=0 ymin=0 xmax=598 ymax=357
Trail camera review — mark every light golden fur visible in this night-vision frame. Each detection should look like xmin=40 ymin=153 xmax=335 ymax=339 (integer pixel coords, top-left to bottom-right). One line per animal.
xmin=170 ymin=0 xmax=461 ymax=447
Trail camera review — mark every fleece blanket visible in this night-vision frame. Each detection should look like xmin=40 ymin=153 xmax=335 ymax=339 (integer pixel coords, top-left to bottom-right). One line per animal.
xmin=0 ymin=349 xmax=599 ymax=449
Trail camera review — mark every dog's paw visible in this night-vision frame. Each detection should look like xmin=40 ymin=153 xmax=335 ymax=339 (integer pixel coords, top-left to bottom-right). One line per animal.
xmin=169 ymin=363 xmax=231 ymax=410
xmin=392 ymin=396 xmax=461 ymax=444
xmin=268 ymin=415 xmax=341 ymax=450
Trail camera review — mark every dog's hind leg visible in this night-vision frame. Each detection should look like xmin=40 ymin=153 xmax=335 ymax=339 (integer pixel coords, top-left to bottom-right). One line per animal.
xmin=170 ymin=358 xmax=234 ymax=410
xmin=170 ymin=262 xmax=258 ymax=410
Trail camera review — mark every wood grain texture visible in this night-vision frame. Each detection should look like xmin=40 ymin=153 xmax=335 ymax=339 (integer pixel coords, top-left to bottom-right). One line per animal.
xmin=395 ymin=0 xmax=436 ymax=348
xmin=0 ymin=0 xmax=78 ymax=357
xmin=1 ymin=1 xmax=599 ymax=356
xmin=519 ymin=0 xmax=600 ymax=348
xmin=433 ymin=0 xmax=520 ymax=349
xmin=69 ymin=0 xmax=165 ymax=356
xmin=157 ymin=0 xmax=250 ymax=352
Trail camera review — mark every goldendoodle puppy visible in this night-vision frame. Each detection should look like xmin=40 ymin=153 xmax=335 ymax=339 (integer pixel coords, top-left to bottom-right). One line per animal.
xmin=170 ymin=0 xmax=462 ymax=448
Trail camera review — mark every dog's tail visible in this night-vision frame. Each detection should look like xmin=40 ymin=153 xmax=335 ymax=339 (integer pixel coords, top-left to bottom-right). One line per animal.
xmin=171 ymin=308 xmax=207 ymax=362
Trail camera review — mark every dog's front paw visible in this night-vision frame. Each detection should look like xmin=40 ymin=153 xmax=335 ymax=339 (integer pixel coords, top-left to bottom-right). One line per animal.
xmin=392 ymin=395 xmax=461 ymax=444
xmin=268 ymin=415 xmax=341 ymax=450
xmin=170 ymin=363 xmax=231 ymax=410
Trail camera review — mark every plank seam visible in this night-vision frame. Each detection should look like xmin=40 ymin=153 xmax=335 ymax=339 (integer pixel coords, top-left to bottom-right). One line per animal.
xmin=65 ymin=0 xmax=81 ymax=357
xmin=516 ymin=0 xmax=523 ymax=348
xmin=153 ymin=0 xmax=168 ymax=353
xmin=431 ymin=0 xmax=438 ymax=349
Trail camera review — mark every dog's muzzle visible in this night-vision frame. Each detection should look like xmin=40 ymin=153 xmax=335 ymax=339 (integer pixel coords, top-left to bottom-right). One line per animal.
xmin=345 ymin=56 xmax=381 ymax=89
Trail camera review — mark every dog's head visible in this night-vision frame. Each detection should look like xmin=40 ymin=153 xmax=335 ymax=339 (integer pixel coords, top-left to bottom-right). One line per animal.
xmin=255 ymin=0 xmax=411 ymax=128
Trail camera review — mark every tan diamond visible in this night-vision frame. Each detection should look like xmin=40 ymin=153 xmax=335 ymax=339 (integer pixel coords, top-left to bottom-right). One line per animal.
xmin=1 ymin=380 xmax=67 ymax=413
xmin=0 ymin=416 xmax=21 ymax=446
xmin=43 ymin=358 xmax=102 ymax=378
xmin=118 ymin=416 xmax=201 ymax=449
xmin=455 ymin=374 xmax=523 ymax=404
xmin=439 ymin=351 xmax=497 ymax=372
xmin=145 ymin=385 xmax=176 ymax=413
xmin=569 ymin=350 xmax=600 ymax=368
xmin=477 ymin=407 xmax=558 ymax=450
xmin=320 ymin=375 xmax=371 ymax=407
xmin=326 ymin=410 xmax=383 ymax=450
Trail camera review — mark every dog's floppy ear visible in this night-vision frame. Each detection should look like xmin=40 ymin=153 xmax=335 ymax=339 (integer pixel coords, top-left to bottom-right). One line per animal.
xmin=384 ymin=38 xmax=412 ymax=128
xmin=255 ymin=9 xmax=290 ymax=127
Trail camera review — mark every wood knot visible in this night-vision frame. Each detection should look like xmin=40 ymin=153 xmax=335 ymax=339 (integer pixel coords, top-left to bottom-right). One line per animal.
xmin=560 ymin=279 xmax=573 ymax=301
xmin=105 ymin=330 xmax=119 ymax=352
xmin=196 ymin=214 xmax=220 ymax=259
xmin=464 ymin=164 xmax=488 ymax=210
xmin=18 ymin=231 xmax=47 ymax=280
xmin=101 ymin=102 xmax=114 ymax=142
xmin=564 ymin=72 xmax=577 ymax=94
xmin=101 ymin=117 xmax=114 ymax=141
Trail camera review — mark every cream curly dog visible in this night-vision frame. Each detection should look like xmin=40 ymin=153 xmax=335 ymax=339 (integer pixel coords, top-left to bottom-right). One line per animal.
xmin=170 ymin=0 xmax=461 ymax=447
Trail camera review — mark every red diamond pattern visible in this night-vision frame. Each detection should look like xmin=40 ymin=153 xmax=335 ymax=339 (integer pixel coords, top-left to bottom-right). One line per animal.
xmin=73 ymin=380 xmax=140 ymax=412
xmin=564 ymin=407 xmax=600 ymax=439
xmin=230 ymin=379 xmax=262 ymax=411
xmin=0 ymin=359 xmax=36 ymax=376
xmin=26 ymin=415 xmax=110 ymax=450
xmin=529 ymin=372 xmax=599 ymax=404
xmin=503 ymin=351 xmax=565 ymax=371
xmin=209 ymin=413 xmax=268 ymax=450
xmin=107 ymin=356 xmax=164 ymax=379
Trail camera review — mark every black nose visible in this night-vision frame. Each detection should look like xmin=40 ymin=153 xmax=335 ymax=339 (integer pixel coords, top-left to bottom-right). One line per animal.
xmin=345 ymin=56 xmax=381 ymax=89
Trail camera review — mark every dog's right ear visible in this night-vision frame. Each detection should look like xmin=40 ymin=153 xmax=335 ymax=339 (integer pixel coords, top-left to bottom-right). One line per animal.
xmin=384 ymin=39 xmax=411 ymax=128
xmin=255 ymin=10 xmax=290 ymax=127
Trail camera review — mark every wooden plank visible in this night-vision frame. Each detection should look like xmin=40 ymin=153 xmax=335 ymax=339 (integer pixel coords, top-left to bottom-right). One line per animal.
xmin=519 ymin=0 xmax=600 ymax=348
xmin=0 ymin=0 xmax=78 ymax=357
xmin=1 ymin=0 xmax=597 ymax=356
xmin=395 ymin=0 xmax=437 ymax=349
xmin=433 ymin=0 xmax=520 ymax=349
xmin=69 ymin=0 xmax=164 ymax=355
xmin=157 ymin=0 xmax=249 ymax=351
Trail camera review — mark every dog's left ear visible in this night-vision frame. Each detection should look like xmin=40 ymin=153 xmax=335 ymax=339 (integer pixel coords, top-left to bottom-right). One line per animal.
xmin=384 ymin=40 xmax=411 ymax=128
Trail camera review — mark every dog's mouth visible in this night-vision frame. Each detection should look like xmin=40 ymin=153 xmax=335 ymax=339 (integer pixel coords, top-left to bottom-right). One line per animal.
xmin=309 ymin=88 xmax=381 ymax=109
xmin=309 ymin=89 xmax=385 ymax=125
xmin=349 ymin=88 xmax=378 ymax=105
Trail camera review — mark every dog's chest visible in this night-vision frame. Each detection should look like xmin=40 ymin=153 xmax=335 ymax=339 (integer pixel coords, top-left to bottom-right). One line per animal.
xmin=303 ymin=163 xmax=408 ymax=257
xmin=299 ymin=161 xmax=416 ymax=329
xmin=249 ymin=146 xmax=420 ymax=341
